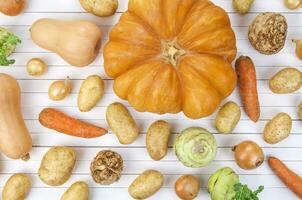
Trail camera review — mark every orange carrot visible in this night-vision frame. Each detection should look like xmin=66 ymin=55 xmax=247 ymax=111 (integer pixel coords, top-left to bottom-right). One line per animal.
xmin=39 ymin=108 xmax=107 ymax=138
xmin=268 ymin=156 xmax=302 ymax=198
xmin=235 ymin=56 xmax=260 ymax=122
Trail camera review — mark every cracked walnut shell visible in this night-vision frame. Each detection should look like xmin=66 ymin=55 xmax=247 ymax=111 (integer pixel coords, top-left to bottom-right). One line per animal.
xmin=248 ymin=12 xmax=287 ymax=55
xmin=90 ymin=150 xmax=123 ymax=185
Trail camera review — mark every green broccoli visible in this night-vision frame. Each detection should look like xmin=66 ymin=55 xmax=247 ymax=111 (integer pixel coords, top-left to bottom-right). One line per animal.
xmin=0 ymin=27 xmax=21 ymax=66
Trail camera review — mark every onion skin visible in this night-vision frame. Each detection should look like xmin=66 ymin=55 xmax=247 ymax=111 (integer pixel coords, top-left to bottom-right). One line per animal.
xmin=284 ymin=0 xmax=302 ymax=10
xmin=293 ymin=39 xmax=302 ymax=60
xmin=175 ymin=175 xmax=200 ymax=200
xmin=48 ymin=77 xmax=72 ymax=101
xmin=26 ymin=58 xmax=47 ymax=77
xmin=233 ymin=140 xmax=264 ymax=170
xmin=0 ymin=0 xmax=25 ymax=16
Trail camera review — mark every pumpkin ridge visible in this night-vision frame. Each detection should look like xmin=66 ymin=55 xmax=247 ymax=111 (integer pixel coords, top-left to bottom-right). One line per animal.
xmin=126 ymin=60 xmax=163 ymax=110
xmin=110 ymin=11 xmax=161 ymax=47
xmin=184 ymin=60 xmax=224 ymax=99
xmin=176 ymin=0 xmax=215 ymax=37
xmin=110 ymin=37 xmax=161 ymax=51
xmin=124 ymin=11 xmax=162 ymax=41
xmin=178 ymin=0 xmax=208 ymax=34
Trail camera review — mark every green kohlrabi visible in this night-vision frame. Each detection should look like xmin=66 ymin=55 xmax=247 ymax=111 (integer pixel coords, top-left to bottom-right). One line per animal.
xmin=0 ymin=27 xmax=21 ymax=66
xmin=174 ymin=127 xmax=217 ymax=168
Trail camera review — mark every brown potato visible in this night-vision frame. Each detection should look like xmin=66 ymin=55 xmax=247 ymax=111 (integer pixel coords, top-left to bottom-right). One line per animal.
xmin=233 ymin=0 xmax=254 ymax=14
xmin=106 ymin=102 xmax=139 ymax=144
xmin=39 ymin=147 xmax=76 ymax=186
xmin=2 ymin=173 xmax=31 ymax=200
xmin=79 ymin=0 xmax=118 ymax=17
xmin=146 ymin=120 xmax=171 ymax=161
xmin=299 ymin=102 xmax=302 ymax=120
xmin=128 ymin=170 xmax=164 ymax=199
xmin=60 ymin=181 xmax=89 ymax=200
xmin=269 ymin=68 xmax=302 ymax=94
xmin=78 ymin=75 xmax=104 ymax=112
xmin=215 ymin=101 xmax=241 ymax=134
xmin=263 ymin=113 xmax=292 ymax=144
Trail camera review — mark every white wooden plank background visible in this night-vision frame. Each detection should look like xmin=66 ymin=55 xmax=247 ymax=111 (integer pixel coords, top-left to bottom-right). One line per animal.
xmin=0 ymin=0 xmax=302 ymax=199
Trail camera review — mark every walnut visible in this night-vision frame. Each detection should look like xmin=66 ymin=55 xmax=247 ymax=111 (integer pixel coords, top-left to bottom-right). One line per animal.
xmin=248 ymin=12 xmax=287 ymax=55
xmin=90 ymin=150 xmax=123 ymax=185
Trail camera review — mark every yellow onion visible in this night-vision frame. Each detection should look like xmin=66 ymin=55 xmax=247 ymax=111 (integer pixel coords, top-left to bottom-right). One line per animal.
xmin=48 ymin=77 xmax=72 ymax=101
xmin=284 ymin=0 xmax=302 ymax=9
xmin=293 ymin=39 xmax=302 ymax=60
xmin=26 ymin=58 xmax=47 ymax=77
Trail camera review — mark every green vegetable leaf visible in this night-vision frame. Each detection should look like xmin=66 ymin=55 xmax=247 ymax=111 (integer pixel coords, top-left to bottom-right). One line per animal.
xmin=233 ymin=183 xmax=264 ymax=200
xmin=0 ymin=27 xmax=21 ymax=66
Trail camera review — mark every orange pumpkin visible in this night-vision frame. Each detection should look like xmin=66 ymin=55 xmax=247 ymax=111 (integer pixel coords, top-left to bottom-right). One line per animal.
xmin=104 ymin=0 xmax=237 ymax=119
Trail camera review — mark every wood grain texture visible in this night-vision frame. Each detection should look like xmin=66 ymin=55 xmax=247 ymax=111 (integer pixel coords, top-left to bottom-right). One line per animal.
xmin=0 ymin=0 xmax=301 ymax=199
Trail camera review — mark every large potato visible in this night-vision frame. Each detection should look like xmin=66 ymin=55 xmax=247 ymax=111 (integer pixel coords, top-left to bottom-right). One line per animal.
xmin=106 ymin=102 xmax=139 ymax=144
xmin=60 ymin=181 xmax=89 ymax=200
xmin=215 ymin=101 xmax=241 ymax=134
xmin=263 ymin=113 xmax=292 ymax=144
xmin=39 ymin=147 xmax=76 ymax=186
xmin=2 ymin=173 xmax=30 ymax=200
xmin=78 ymin=75 xmax=104 ymax=112
xmin=269 ymin=68 xmax=302 ymax=94
xmin=128 ymin=170 xmax=164 ymax=199
xmin=146 ymin=120 xmax=171 ymax=161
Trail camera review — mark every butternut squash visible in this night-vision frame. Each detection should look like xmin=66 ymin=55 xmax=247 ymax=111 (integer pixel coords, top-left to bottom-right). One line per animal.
xmin=30 ymin=19 xmax=102 ymax=67
xmin=0 ymin=73 xmax=32 ymax=160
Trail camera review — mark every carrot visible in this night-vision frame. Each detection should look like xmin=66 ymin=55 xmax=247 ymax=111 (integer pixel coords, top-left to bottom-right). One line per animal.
xmin=39 ymin=108 xmax=107 ymax=138
xmin=235 ymin=56 xmax=260 ymax=122
xmin=268 ymin=156 xmax=302 ymax=198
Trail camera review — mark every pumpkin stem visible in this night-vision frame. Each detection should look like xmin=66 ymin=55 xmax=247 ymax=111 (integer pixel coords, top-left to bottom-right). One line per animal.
xmin=161 ymin=39 xmax=186 ymax=67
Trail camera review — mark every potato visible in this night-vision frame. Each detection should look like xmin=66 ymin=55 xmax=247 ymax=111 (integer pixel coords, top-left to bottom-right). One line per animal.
xmin=106 ymin=102 xmax=139 ymax=144
xmin=146 ymin=120 xmax=171 ymax=161
xmin=299 ymin=102 xmax=302 ymax=120
xmin=78 ymin=75 xmax=104 ymax=112
xmin=128 ymin=170 xmax=164 ymax=199
xmin=39 ymin=147 xmax=76 ymax=186
xmin=263 ymin=113 xmax=292 ymax=144
xmin=60 ymin=181 xmax=89 ymax=200
xmin=269 ymin=68 xmax=302 ymax=94
xmin=215 ymin=101 xmax=241 ymax=134
xmin=79 ymin=0 xmax=118 ymax=17
xmin=2 ymin=173 xmax=30 ymax=200
xmin=233 ymin=0 xmax=254 ymax=14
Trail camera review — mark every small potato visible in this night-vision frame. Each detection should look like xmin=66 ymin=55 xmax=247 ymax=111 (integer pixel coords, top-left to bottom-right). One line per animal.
xmin=146 ymin=120 xmax=171 ymax=161
xmin=39 ymin=147 xmax=76 ymax=186
xmin=78 ymin=75 xmax=104 ymax=112
xmin=60 ymin=181 xmax=89 ymax=200
xmin=106 ymin=102 xmax=139 ymax=144
xmin=264 ymin=113 xmax=292 ymax=144
xmin=269 ymin=68 xmax=302 ymax=94
xmin=128 ymin=170 xmax=164 ymax=199
xmin=2 ymin=173 xmax=30 ymax=200
xmin=79 ymin=0 xmax=118 ymax=17
xmin=233 ymin=0 xmax=254 ymax=14
xmin=215 ymin=101 xmax=241 ymax=134
xmin=299 ymin=102 xmax=302 ymax=120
